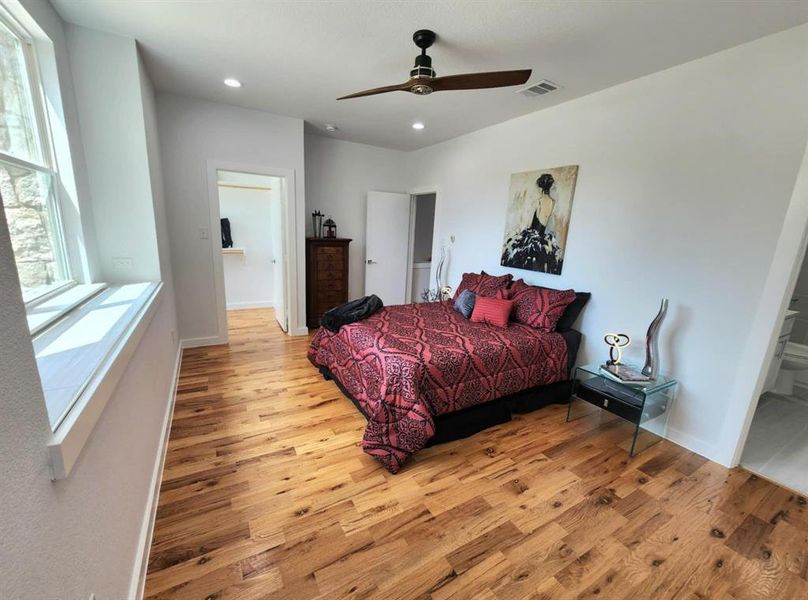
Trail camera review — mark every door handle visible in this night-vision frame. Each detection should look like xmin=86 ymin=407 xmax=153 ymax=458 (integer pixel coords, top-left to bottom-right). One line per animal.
xmin=366 ymin=259 xmax=377 ymax=264
xmin=271 ymin=259 xmax=277 ymax=264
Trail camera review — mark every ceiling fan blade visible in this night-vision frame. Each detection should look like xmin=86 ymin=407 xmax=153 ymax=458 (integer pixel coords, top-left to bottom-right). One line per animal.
xmin=337 ymin=81 xmax=412 ymax=100
xmin=429 ymin=69 xmax=532 ymax=92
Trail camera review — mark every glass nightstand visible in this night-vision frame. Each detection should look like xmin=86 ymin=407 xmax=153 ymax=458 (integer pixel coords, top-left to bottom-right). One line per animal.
xmin=566 ymin=363 xmax=678 ymax=456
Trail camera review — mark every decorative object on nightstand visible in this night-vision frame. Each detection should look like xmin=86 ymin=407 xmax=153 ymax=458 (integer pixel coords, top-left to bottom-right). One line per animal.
xmin=567 ymin=363 xmax=678 ymax=456
xmin=642 ymin=298 xmax=669 ymax=379
xmin=440 ymin=286 xmax=453 ymax=301
xmin=604 ymin=332 xmax=630 ymax=366
xmin=323 ymin=217 xmax=337 ymax=238
xmin=306 ymin=237 xmax=351 ymax=328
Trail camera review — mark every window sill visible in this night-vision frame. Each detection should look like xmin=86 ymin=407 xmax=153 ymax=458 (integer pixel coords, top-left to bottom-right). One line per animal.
xmin=37 ymin=281 xmax=163 ymax=479
xmin=27 ymin=282 xmax=107 ymax=335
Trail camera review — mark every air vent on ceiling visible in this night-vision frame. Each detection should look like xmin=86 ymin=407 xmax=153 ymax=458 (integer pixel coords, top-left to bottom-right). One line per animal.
xmin=519 ymin=79 xmax=560 ymax=97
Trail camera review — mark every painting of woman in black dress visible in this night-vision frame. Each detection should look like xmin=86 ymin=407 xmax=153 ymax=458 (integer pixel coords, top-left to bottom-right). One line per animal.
xmin=500 ymin=165 xmax=578 ymax=275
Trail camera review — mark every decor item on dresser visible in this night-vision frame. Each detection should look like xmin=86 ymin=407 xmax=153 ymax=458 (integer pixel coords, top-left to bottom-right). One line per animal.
xmin=500 ymin=165 xmax=579 ymax=275
xmin=642 ymin=298 xmax=669 ymax=379
xmin=311 ymin=210 xmax=324 ymax=238
xmin=305 ymin=237 xmax=351 ymax=329
xmin=220 ymin=217 xmax=233 ymax=248
xmin=323 ymin=217 xmax=337 ymax=238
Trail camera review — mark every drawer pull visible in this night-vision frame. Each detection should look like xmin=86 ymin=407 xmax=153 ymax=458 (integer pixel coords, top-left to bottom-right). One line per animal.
xmin=603 ymin=398 xmax=609 ymax=408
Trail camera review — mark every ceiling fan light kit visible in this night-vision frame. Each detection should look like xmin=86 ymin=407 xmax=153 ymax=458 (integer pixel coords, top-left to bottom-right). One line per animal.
xmin=337 ymin=29 xmax=531 ymax=100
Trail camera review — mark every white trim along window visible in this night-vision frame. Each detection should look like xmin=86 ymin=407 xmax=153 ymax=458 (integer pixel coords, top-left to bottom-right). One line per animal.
xmin=0 ymin=6 xmax=165 ymax=478
xmin=0 ymin=10 xmax=71 ymax=303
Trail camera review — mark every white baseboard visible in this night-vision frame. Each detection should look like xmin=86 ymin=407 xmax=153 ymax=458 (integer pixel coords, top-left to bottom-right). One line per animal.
xmin=226 ymin=301 xmax=275 ymax=311
xmin=665 ymin=426 xmax=721 ymax=466
xmin=181 ymin=335 xmax=225 ymax=349
xmin=290 ymin=325 xmax=309 ymax=337
xmin=128 ymin=343 xmax=182 ymax=600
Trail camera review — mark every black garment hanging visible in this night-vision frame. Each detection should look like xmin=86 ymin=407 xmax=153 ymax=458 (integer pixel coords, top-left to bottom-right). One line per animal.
xmin=221 ymin=218 xmax=233 ymax=248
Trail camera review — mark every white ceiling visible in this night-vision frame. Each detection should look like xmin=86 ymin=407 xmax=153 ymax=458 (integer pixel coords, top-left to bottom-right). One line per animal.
xmin=52 ymin=0 xmax=808 ymax=151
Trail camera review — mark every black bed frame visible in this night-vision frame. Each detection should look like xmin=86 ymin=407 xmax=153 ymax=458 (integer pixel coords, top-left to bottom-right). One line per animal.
xmin=318 ymin=367 xmax=573 ymax=447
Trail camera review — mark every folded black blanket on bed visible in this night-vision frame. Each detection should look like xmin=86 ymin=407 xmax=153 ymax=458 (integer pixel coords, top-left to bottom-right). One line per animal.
xmin=320 ymin=295 xmax=384 ymax=332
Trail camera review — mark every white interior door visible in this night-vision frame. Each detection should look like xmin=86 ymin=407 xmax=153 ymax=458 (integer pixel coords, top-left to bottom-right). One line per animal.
xmin=271 ymin=177 xmax=287 ymax=331
xmin=365 ymin=191 xmax=411 ymax=304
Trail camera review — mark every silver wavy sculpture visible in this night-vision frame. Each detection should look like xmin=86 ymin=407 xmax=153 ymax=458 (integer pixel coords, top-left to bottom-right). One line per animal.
xmin=641 ymin=298 xmax=668 ymax=379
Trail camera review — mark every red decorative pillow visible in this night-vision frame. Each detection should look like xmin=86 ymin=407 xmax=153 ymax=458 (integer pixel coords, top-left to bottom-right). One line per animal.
xmin=470 ymin=296 xmax=513 ymax=328
xmin=510 ymin=279 xmax=576 ymax=331
xmin=454 ymin=272 xmax=512 ymax=300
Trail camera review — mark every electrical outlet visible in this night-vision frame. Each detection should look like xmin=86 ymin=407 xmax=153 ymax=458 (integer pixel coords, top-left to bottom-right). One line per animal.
xmin=199 ymin=227 xmax=210 ymax=240
xmin=112 ymin=257 xmax=133 ymax=271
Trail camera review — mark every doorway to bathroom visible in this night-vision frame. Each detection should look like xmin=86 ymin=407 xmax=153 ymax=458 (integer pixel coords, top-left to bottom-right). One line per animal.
xmin=408 ymin=192 xmax=436 ymax=303
xmin=740 ymin=243 xmax=808 ymax=494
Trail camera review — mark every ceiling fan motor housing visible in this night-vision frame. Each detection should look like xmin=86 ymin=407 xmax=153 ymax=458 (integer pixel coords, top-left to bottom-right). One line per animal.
xmin=410 ymin=54 xmax=435 ymax=79
xmin=410 ymin=29 xmax=437 ymax=93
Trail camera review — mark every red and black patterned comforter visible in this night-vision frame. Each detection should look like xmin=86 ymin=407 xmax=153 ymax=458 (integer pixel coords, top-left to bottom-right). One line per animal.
xmin=307 ymin=301 xmax=569 ymax=473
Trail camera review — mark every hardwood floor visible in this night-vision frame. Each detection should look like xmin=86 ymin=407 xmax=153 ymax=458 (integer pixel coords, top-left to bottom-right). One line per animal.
xmin=144 ymin=308 xmax=808 ymax=599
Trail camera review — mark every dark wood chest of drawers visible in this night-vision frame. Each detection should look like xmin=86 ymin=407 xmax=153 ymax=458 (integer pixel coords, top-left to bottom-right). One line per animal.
xmin=305 ymin=238 xmax=351 ymax=329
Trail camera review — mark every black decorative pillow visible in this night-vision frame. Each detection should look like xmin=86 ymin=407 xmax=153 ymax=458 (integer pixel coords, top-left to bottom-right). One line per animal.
xmin=453 ymin=289 xmax=477 ymax=319
xmin=556 ymin=292 xmax=591 ymax=331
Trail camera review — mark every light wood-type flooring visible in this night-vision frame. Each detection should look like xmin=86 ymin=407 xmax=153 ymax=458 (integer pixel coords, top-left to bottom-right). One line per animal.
xmin=144 ymin=308 xmax=808 ymax=599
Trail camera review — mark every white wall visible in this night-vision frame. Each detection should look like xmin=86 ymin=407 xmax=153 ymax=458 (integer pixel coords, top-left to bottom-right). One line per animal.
xmin=0 ymin=3 xmax=179 ymax=599
xmin=404 ymin=25 xmax=808 ymax=463
xmin=157 ymin=93 xmax=306 ymax=341
xmin=219 ymin=176 xmax=280 ymax=309
xmin=305 ymin=135 xmax=409 ymax=299
xmin=66 ymin=25 xmax=161 ymax=284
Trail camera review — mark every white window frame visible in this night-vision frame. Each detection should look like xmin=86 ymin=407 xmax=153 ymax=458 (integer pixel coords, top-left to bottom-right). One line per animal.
xmin=0 ymin=7 xmax=73 ymax=306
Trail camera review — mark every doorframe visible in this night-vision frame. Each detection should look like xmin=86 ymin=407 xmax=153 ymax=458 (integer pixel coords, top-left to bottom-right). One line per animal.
xmin=722 ymin=143 xmax=808 ymax=467
xmin=205 ymin=160 xmax=297 ymax=343
xmin=407 ymin=186 xmax=440 ymax=302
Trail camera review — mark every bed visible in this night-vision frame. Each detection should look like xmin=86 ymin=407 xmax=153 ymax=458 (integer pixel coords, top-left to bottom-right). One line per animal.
xmin=307 ymin=300 xmax=581 ymax=473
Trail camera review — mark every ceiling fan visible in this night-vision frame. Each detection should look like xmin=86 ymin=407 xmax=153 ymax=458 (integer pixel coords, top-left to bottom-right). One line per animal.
xmin=337 ymin=29 xmax=531 ymax=100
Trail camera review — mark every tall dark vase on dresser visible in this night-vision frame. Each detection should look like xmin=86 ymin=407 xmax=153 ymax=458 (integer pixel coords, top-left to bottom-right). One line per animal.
xmin=306 ymin=238 xmax=351 ymax=329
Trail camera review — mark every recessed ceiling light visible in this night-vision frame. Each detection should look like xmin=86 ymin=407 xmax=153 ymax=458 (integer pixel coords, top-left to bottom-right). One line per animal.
xmin=412 ymin=122 xmax=425 ymax=130
xmin=223 ymin=78 xmax=242 ymax=88
xmin=325 ymin=124 xmax=338 ymax=133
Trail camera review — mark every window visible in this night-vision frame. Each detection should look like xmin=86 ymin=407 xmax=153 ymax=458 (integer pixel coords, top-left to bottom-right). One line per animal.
xmin=0 ymin=13 xmax=69 ymax=302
